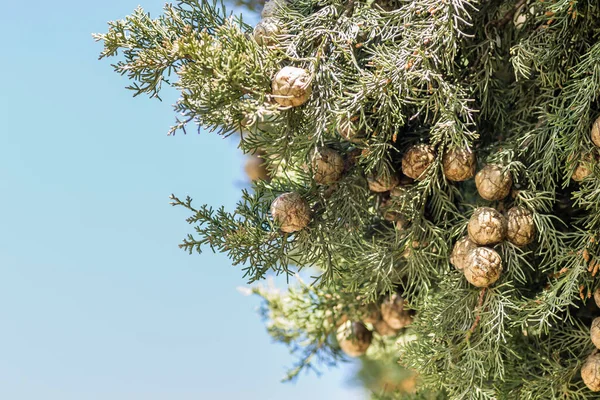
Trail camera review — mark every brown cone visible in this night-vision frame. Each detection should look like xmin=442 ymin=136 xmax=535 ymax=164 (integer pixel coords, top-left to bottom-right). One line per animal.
xmin=336 ymin=321 xmax=373 ymax=357
xmin=311 ymin=147 xmax=344 ymax=185
xmin=381 ymin=294 xmax=413 ymax=329
xmin=475 ymin=164 xmax=512 ymax=201
xmin=270 ymin=192 xmax=311 ymax=233
xmin=572 ymin=153 xmax=596 ymax=182
xmin=467 ymin=207 xmax=507 ymax=246
xmin=442 ymin=147 xmax=476 ymax=182
xmin=245 ymin=155 xmax=270 ymax=181
xmin=402 ymin=144 xmax=436 ymax=181
xmin=592 ymin=317 xmax=600 ymax=350
xmin=506 ymin=206 xmax=535 ymax=246
xmin=373 ymin=320 xmax=399 ymax=337
xmin=463 ymin=247 xmax=503 ymax=288
xmin=337 ymin=117 xmax=363 ymax=143
xmin=582 ymin=353 xmax=600 ymax=392
xmin=271 ymin=66 xmax=312 ymax=107
xmin=592 ymin=115 xmax=600 ymax=148
xmin=450 ymin=236 xmax=477 ymax=270
xmin=367 ymin=173 xmax=399 ymax=192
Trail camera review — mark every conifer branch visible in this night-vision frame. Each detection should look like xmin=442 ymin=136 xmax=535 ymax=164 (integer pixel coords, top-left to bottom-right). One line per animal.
xmin=97 ymin=0 xmax=600 ymax=396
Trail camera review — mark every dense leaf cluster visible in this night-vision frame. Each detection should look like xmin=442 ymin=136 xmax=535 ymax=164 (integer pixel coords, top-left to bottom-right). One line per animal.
xmin=96 ymin=0 xmax=600 ymax=398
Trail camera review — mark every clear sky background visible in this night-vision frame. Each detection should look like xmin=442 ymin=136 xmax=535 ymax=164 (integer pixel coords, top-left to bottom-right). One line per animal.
xmin=0 ymin=1 xmax=364 ymax=399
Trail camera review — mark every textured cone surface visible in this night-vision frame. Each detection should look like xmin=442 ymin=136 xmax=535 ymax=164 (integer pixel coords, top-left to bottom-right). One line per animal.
xmin=361 ymin=304 xmax=382 ymax=325
xmin=272 ymin=66 xmax=312 ymax=107
xmin=373 ymin=320 xmax=399 ymax=337
xmin=367 ymin=173 xmax=399 ymax=192
xmin=380 ymin=198 xmax=400 ymax=222
xmin=442 ymin=147 xmax=476 ymax=181
xmin=582 ymin=353 xmax=600 ymax=392
xmin=381 ymin=293 xmax=412 ymax=329
xmin=336 ymin=321 xmax=373 ymax=357
xmin=395 ymin=215 xmax=409 ymax=232
xmin=592 ymin=116 xmax=600 ymax=148
xmin=270 ymin=192 xmax=311 ymax=233
xmin=383 ymin=208 xmax=398 ymax=222
xmin=572 ymin=153 xmax=595 ymax=182
xmin=506 ymin=206 xmax=535 ymax=246
xmin=261 ymin=0 xmax=288 ymax=18
xmin=390 ymin=186 xmax=409 ymax=198
xmin=592 ymin=318 xmax=600 ymax=349
xmin=464 ymin=247 xmax=502 ymax=287
xmin=450 ymin=236 xmax=477 ymax=270
xmin=311 ymin=147 xmax=344 ymax=184
xmin=337 ymin=117 xmax=362 ymax=143
xmin=401 ymin=144 xmax=436 ymax=181
xmin=572 ymin=163 xmax=592 ymax=182
xmin=475 ymin=164 xmax=512 ymax=201
xmin=468 ymin=207 xmax=507 ymax=245
xmin=253 ymin=17 xmax=281 ymax=46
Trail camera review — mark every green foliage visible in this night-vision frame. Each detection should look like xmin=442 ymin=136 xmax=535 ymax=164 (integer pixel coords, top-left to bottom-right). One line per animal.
xmin=97 ymin=0 xmax=600 ymax=398
xmin=246 ymin=277 xmax=352 ymax=381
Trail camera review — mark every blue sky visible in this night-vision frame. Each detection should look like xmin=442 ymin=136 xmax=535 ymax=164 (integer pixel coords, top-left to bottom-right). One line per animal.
xmin=0 ymin=1 xmax=364 ymax=399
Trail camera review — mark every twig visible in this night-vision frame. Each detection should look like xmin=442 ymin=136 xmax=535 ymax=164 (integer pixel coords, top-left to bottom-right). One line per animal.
xmin=493 ymin=0 xmax=528 ymax=28
xmin=466 ymin=287 xmax=487 ymax=342
xmin=344 ymin=0 xmax=355 ymax=17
